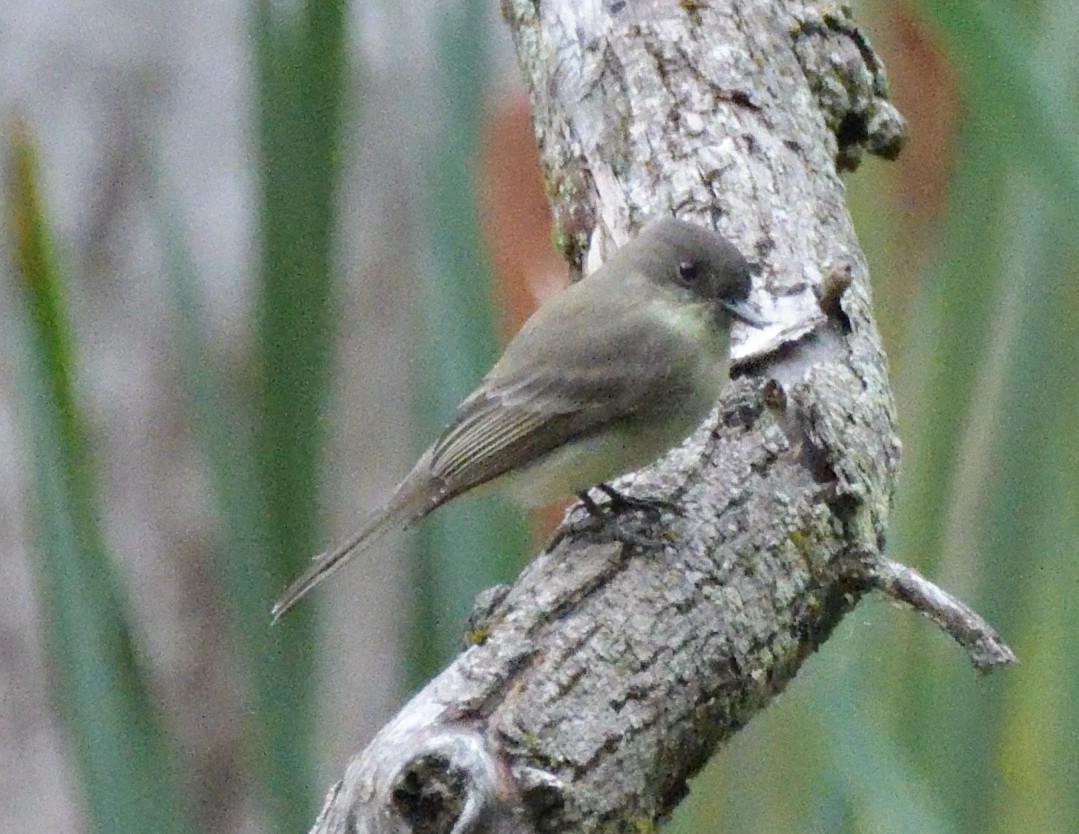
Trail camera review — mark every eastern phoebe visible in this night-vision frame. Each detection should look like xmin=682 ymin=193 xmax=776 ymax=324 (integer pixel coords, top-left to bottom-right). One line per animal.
xmin=272 ymin=217 xmax=764 ymax=620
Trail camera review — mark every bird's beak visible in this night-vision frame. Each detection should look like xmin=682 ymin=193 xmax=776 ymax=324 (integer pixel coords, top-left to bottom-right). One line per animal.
xmin=722 ymin=299 xmax=770 ymax=328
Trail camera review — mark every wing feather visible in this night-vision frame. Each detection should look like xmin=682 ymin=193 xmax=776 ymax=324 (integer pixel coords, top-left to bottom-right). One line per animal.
xmin=427 ymin=291 xmax=704 ymax=497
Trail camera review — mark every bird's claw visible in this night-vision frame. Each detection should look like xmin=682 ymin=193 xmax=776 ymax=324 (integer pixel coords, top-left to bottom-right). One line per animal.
xmin=544 ymin=484 xmax=676 ymax=552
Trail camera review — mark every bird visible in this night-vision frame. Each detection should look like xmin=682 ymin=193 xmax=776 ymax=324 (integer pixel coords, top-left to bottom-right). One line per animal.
xmin=272 ymin=217 xmax=765 ymax=621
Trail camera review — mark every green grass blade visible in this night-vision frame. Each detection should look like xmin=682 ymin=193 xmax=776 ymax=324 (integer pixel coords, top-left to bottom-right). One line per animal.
xmin=154 ymin=188 xmax=264 ymax=618
xmin=6 ymin=125 xmax=196 ymax=834
xmin=247 ymin=0 xmax=349 ymax=827
xmin=408 ymin=0 xmax=531 ymax=679
xmin=153 ymin=174 xmax=281 ymax=822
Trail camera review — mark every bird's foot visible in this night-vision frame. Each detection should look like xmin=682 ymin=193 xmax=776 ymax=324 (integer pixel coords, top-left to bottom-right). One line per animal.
xmin=544 ymin=485 xmax=677 ymax=552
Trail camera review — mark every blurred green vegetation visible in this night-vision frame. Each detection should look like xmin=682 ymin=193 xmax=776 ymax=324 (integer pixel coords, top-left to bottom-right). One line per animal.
xmin=8 ymin=0 xmax=348 ymax=831
xmin=7 ymin=123 xmax=195 ymax=834
xmin=6 ymin=0 xmax=1077 ymax=832
xmin=245 ymin=0 xmax=347 ymax=828
xmin=408 ymin=0 xmax=531 ymax=684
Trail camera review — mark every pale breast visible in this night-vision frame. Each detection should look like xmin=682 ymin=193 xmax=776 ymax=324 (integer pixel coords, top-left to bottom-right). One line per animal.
xmin=495 ymin=353 xmax=724 ymax=507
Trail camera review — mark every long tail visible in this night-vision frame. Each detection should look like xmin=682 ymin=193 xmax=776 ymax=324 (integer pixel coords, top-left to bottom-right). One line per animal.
xmin=271 ymin=475 xmax=435 ymax=623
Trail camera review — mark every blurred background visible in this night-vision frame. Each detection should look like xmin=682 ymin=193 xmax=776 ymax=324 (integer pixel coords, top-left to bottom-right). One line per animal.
xmin=1 ymin=1 xmax=1076 ymax=832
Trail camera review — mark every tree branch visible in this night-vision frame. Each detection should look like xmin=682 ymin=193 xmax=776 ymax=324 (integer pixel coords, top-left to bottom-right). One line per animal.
xmin=308 ymin=2 xmax=1013 ymax=832
xmin=869 ymin=557 xmax=1017 ymax=672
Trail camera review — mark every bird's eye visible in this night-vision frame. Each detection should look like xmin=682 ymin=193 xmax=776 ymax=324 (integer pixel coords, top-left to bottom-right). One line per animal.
xmin=677 ymin=260 xmax=701 ymax=285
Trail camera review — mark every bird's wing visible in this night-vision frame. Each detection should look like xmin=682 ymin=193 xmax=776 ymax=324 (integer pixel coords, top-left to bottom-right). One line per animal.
xmin=427 ymin=297 xmax=700 ymax=498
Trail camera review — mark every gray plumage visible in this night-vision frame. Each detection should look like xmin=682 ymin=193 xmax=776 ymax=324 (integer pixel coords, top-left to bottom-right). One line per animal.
xmin=272 ymin=217 xmax=760 ymax=621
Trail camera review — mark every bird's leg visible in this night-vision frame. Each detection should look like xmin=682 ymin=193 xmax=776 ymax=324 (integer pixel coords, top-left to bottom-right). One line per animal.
xmin=542 ymin=492 xmax=607 ymax=552
xmin=577 ymin=490 xmax=605 ymax=517
xmin=544 ymin=488 xmax=671 ymax=553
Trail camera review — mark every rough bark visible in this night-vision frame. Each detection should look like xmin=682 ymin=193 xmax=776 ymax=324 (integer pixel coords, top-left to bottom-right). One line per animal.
xmin=308 ymin=2 xmax=1014 ymax=833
